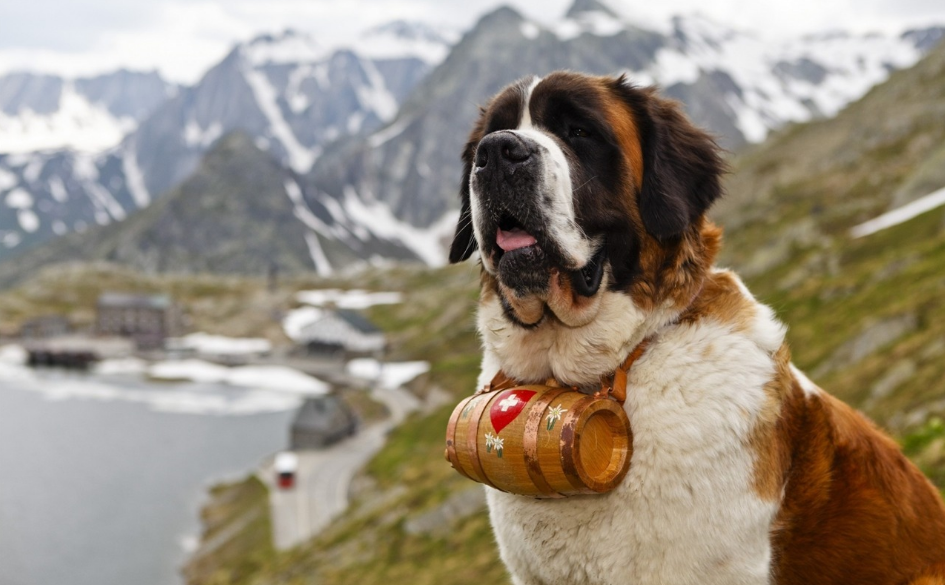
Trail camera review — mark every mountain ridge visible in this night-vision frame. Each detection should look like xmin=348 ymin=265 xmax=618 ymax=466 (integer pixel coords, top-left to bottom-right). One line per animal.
xmin=1 ymin=3 xmax=943 ymax=280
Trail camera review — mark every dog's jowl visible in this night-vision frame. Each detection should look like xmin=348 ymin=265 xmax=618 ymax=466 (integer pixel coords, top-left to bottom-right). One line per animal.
xmin=447 ymin=71 xmax=945 ymax=585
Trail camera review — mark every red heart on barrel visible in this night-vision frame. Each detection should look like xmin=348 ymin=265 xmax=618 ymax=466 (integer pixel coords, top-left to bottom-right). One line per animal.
xmin=490 ymin=389 xmax=536 ymax=433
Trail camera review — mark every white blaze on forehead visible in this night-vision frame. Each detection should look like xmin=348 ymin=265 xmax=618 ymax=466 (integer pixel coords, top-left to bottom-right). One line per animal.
xmin=516 ymin=76 xmax=591 ymax=268
xmin=468 ymin=75 xmax=592 ymax=272
xmin=519 ymin=76 xmax=542 ymax=129
xmin=514 ymin=126 xmax=591 ymax=267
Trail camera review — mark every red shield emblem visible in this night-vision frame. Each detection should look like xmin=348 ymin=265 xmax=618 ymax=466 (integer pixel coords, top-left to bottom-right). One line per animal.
xmin=490 ymin=389 xmax=536 ymax=433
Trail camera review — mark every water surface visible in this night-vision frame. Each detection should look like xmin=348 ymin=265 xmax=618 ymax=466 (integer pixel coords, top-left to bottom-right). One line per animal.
xmin=0 ymin=368 xmax=297 ymax=585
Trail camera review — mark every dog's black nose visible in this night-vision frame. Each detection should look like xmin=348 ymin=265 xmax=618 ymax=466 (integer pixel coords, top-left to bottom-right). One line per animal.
xmin=475 ymin=132 xmax=532 ymax=171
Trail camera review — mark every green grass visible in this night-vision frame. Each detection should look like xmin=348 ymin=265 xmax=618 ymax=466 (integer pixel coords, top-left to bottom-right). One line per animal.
xmin=183 ymin=475 xmax=277 ymax=585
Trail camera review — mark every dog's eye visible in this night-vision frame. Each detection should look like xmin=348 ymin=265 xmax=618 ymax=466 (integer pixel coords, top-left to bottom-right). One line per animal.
xmin=569 ymin=126 xmax=590 ymax=138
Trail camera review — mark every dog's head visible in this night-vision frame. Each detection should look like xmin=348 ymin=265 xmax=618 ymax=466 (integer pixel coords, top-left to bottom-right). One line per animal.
xmin=451 ymin=72 xmax=724 ymax=383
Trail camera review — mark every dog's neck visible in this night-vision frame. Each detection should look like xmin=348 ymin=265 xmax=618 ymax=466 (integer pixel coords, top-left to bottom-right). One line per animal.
xmin=478 ymin=278 xmax=689 ymax=388
xmin=478 ymin=221 xmax=721 ymax=388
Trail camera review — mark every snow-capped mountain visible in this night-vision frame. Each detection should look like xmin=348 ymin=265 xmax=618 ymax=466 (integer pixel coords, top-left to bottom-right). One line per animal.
xmin=1 ymin=2 xmax=943 ymax=281
xmin=0 ymin=70 xmax=175 ymax=154
xmin=306 ymin=3 xmax=944 ymax=242
xmin=354 ymin=20 xmax=460 ymax=65
xmin=0 ymin=24 xmax=452 ymax=264
xmin=0 ymin=132 xmax=432 ymax=286
xmin=638 ymin=14 xmax=931 ymax=142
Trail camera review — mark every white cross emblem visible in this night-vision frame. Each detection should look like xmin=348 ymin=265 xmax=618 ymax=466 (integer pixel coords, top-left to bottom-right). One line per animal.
xmin=498 ymin=395 xmax=521 ymax=412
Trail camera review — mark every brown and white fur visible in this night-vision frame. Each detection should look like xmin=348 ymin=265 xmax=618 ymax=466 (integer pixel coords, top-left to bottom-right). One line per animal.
xmin=448 ymin=71 xmax=945 ymax=585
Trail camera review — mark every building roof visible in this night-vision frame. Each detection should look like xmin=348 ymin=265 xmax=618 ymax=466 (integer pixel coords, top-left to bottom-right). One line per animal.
xmin=297 ymin=309 xmax=385 ymax=352
xmin=97 ymin=293 xmax=171 ymax=309
xmin=335 ymin=310 xmax=380 ymax=334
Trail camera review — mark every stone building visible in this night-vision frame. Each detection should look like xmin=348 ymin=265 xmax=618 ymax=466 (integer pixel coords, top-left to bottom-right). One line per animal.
xmin=96 ymin=293 xmax=183 ymax=349
xmin=19 ymin=315 xmax=71 ymax=339
xmin=290 ymin=395 xmax=358 ymax=449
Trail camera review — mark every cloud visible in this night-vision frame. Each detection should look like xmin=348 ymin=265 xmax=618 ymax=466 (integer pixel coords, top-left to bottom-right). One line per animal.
xmin=0 ymin=0 xmax=943 ymax=84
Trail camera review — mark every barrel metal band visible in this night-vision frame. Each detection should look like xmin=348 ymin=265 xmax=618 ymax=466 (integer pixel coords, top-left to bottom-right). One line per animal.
xmin=522 ymin=387 xmax=568 ymax=498
xmin=559 ymin=394 xmax=599 ymax=493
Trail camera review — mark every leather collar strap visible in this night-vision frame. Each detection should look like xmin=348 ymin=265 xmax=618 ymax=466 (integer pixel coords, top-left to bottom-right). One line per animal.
xmin=480 ymin=337 xmax=651 ymax=404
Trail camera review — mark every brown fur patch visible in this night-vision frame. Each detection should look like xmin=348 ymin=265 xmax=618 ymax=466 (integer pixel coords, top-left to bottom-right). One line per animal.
xmin=907 ymin=563 xmax=945 ymax=585
xmin=594 ymin=80 xmax=724 ymax=316
xmin=749 ymin=344 xmax=794 ymax=501
xmin=770 ymin=384 xmax=945 ymax=583
xmin=497 ymin=280 xmax=545 ymax=325
xmin=679 ymin=267 xmax=755 ymax=332
xmin=544 ymin=268 xmax=606 ymax=327
xmin=629 ymin=217 xmax=723 ymax=313
xmin=600 ymin=83 xmax=644 ymax=193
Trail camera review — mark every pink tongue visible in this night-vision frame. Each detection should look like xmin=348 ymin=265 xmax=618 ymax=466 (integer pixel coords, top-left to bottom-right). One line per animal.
xmin=496 ymin=228 xmax=537 ymax=252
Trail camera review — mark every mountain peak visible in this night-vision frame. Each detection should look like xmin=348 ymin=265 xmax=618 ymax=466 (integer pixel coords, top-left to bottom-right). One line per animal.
xmin=353 ymin=20 xmax=457 ymax=64
xmin=362 ymin=20 xmax=453 ymax=45
xmin=477 ymin=6 xmax=526 ymax=27
xmin=901 ymin=26 xmax=945 ymax=51
xmin=565 ymin=0 xmax=618 ymax=19
xmin=241 ymin=29 xmax=326 ymax=66
xmin=670 ymin=13 xmax=744 ymax=49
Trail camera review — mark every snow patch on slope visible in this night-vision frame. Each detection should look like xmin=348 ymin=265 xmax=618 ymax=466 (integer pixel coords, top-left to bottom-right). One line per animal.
xmin=851 ymin=185 xmax=945 ymax=238
xmin=356 ymin=59 xmax=398 ymax=122
xmin=0 ymin=82 xmax=134 ymax=153
xmin=18 ymin=209 xmax=39 ymax=233
xmin=4 ymin=188 xmax=32 ymax=209
xmin=183 ymin=119 xmax=223 ymax=148
xmin=342 ymin=186 xmax=454 ymax=266
xmin=242 ymin=63 xmax=317 ymax=173
xmin=303 ymin=232 xmax=333 ymax=277
xmin=121 ymin=142 xmax=150 ymax=207
xmin=0 ymin=167 xmax=16 ymax=191
xmin=368 ymin=116 xmax=413 ymax=148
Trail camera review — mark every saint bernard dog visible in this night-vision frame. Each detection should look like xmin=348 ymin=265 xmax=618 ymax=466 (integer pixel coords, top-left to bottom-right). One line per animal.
xmin=447 ymin=71 xmax=945 ymax=585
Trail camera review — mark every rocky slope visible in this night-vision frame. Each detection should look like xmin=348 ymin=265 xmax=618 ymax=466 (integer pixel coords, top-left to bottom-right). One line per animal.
xmin=306 ymin=2 xmax=943 ymax=230
xmin=0 ymin=25 xmax=450 ymax=264
xmin=3 ymin=2 xmax=941 ymax=272
xmin=0 ymin=132 xmax=427 ymax=286
xmin=0 ymin=69 xmax=176 ymax=154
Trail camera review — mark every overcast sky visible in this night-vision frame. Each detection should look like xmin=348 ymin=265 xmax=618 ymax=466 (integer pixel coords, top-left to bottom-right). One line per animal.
xmin=1 ymin=0 xmax=944 ymax=84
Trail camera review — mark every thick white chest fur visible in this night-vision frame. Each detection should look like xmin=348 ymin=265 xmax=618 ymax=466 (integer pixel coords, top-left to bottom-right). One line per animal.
xmin=477 ymin=275 xmax=786 ymax=585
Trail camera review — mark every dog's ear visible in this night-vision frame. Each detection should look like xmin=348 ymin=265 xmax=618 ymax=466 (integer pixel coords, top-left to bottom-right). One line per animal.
xmin=617 ymin=81 xmax=725 ymax=241
xmin=449 ymin=115 xmax=487 ymax=263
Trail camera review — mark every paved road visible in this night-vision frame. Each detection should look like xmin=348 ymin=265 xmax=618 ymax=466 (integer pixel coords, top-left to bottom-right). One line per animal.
xmin=264 ymin=384 xmax=421 ymax=550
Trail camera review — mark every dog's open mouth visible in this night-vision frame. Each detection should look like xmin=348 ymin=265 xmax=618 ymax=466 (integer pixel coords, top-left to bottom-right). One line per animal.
xmin=496 ymin=215 xmax=537 ymax=253
xmin=493 ymin=213 xmax=604 ymax=298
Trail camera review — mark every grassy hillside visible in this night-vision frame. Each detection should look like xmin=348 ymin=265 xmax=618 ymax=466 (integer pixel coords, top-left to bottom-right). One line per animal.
xmin=0 ymin=262 xmax=310 ymax=340
xmin=713 ymin=38 xmax=945 ymax=437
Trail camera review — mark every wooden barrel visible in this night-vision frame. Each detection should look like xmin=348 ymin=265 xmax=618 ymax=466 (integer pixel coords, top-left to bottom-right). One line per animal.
xmin=445 ymin=385 xmax=632 ymax=498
